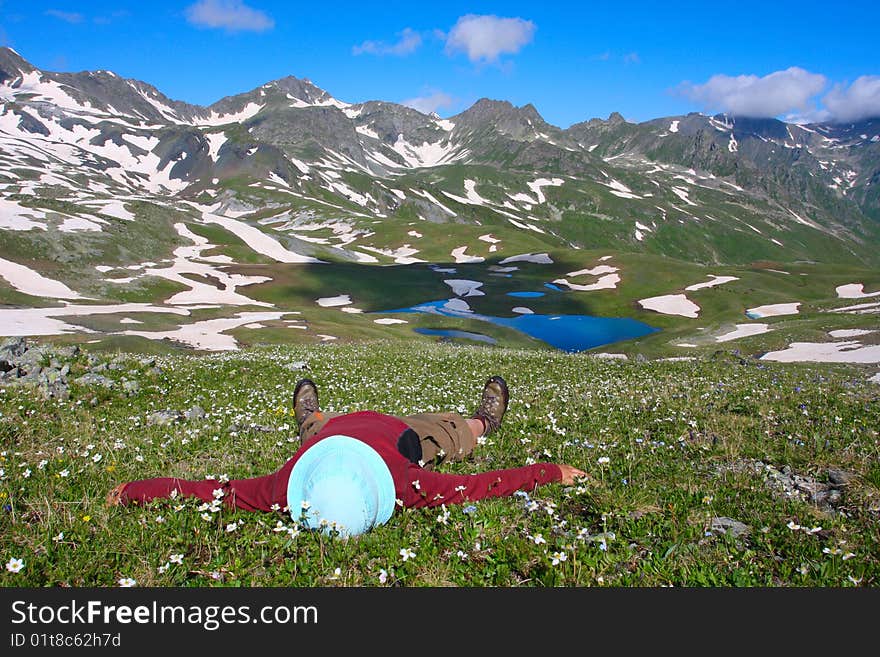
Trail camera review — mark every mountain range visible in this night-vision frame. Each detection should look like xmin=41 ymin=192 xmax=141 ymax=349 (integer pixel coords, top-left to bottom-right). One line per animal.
xmin=1 ymin=46 xmax=879 ymax=355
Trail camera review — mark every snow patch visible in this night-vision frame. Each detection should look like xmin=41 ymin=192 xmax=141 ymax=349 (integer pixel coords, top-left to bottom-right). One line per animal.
xmin=0 ymin=256 xmax=85 ymax=300
xmin=639 ymin=294 xmax=700 ymax=318
xmin=198 ymin=103 xmax=263 ymax=127
xmin=0 ymin=198 xmax=48 ymax=230
xmin=836 ymin=283 xmax=880 ymax=299
xmin=746 ymin=302 xmax=801 ymax=318
xmin=316 ymin=295 xmax=352 ymax=307
xmin=685 ymin=275 xmax=739 ymax=291
xmin=829 ymin=329 xmax=875 ymax=338
xmin=450 ymin=246 xmax=484 ymax=264
xmin=526 ymin=178 xmax=564 ymax=203
xmin=390 ymin=134 xmax=465 ymax=168
xmin=125 ymin=311 xmax=286 ymax=351
xmin=761 ymin=341 xmax=880 ymax=364
xmin=205 ymin=132 xmax=227 ymax=162
xmin=444 ymin=279 xmax=485 ymax=297
xmin=360 ymin=244 xmax=424 ymax=264
xmin=670 ymin=187 xmax=696 ymax=206
xmin=0 ymin=303 xmax=190 ymax=338
xmin=196 ymin=209 xmax=322 ymax=263
xmin=715 ymin=323 xmax=771 ymax=342
xmin=553 ymin=274 xmax=620 ymax=292
xmin=499 ymin=253 xmax=553 ymax=265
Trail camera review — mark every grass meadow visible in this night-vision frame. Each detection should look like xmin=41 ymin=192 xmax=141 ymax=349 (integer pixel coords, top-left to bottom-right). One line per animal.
xmin=1 ymin=340 xmax=878 ymax=587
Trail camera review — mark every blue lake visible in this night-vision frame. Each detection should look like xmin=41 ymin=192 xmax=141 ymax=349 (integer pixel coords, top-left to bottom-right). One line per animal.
xmin=381 ymin=300 xmax=659 ymax=352
xmin=507 ymin=291 xmax=545 ymax=298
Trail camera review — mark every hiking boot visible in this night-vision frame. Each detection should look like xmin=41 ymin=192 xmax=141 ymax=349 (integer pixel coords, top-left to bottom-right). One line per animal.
xmin=471 ymin=375 xmax=509 ymax=437
xmin=293 ymin=378 xmax=320 ymax=426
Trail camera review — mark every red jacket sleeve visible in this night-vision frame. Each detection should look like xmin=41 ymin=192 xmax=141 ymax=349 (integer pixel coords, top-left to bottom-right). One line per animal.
xmin=120 ymin=477 xmax=222 ymax=505
xmin=119 ymin=474 xmax=284 ymax=512
xmin=398 ymin=462 xmax=563 ymax=508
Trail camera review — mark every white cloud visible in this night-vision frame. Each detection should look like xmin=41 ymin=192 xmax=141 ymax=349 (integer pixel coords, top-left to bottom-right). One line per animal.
xmin=45 ymin=9 xmax=84 ymax=23
xmin=678 ymin=67 xmax=827 ymax=118
xmin=185 ymin=0 xmax=274 ymax=33
xmin=353 ymin=28 xmax=422 ymax=56
xmin=823 ymin=76 xmax=880 ymax=123
xmin=444 ymin=14 xmax=536 ymax=64
xmin=402 ymin=91 xmax=455 ymax=115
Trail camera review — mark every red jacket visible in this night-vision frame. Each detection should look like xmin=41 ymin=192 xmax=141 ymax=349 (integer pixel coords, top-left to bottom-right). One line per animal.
xmin=121 ymin=411 xmax=563 ymax=513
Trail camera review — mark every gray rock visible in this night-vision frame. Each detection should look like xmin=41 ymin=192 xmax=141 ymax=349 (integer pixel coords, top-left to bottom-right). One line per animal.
xmin=250 ymin=424 xmax=274 ymax=433
xmin=709 ymin=517 xmax=751 ymax=538
xmin=57 ymin=345 xmax=80 ymax=359
xmin=44 ymin=369 xmax=64 ymax=384
xmin=139 ymin=357 xmax=156 ymax=368
xmin=827 ymin=468 xmax=857 ymax=487
xmin=74 ymin=373 xmax=115 ymax=388
xmin=184 ymin=405 xmax=206 ymax=420
xmin=285 ymin=361 xmax=309 ymax=371
xmin=0 ymin=367 xmax=20 ymax=381
xmin=0 ymin=337 xmax=27 ymax=361
xmin=122 ymin=380 xmax=140 ymax=395
xmin=16 ymin=348 xmax=47 ymax=372
xmin=39 ymin=380 xmax=70 ymax=401
xmin=147 ymin=409 xmax=183 ymax=425
xmin=745 ymin=460 xmax=846 ymax=513
xmin=19 ymin=366 xmax=43 ymax=382
xmin=59 ymin=363 xmax=70 ymax=377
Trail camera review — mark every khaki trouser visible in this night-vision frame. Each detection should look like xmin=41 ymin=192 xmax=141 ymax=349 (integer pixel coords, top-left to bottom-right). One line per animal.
xmin=299 ymin=411 xmax=476 ymax=470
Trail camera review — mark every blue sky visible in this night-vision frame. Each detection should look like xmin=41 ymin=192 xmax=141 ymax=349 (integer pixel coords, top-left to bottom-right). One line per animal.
xmin=1 ymin=1 xmax=879 ymax=127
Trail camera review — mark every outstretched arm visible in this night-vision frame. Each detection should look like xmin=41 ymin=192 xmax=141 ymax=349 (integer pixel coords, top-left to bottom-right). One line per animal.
xmin=399 ymin=462 xmax=585 ymax=509
xmin=108 ymin=477 xmax=221 ymax=507
xmin=107 ymin=471 xmax=288 ymax=512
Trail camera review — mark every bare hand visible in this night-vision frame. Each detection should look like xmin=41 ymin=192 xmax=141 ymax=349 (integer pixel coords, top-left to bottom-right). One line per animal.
xmin=106 ymin=483 xmax=127 ymax=507
xmin=557 ymin=464 xmax=588 ymax=485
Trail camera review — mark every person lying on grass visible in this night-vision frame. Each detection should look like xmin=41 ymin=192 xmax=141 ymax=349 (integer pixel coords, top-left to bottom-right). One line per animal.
xmin=107 ymin=376 xmax=587 ymax=537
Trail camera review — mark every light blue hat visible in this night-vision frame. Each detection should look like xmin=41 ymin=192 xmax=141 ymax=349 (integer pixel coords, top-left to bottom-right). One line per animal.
xmin=286 ymin=435 xmax=396 ymax=537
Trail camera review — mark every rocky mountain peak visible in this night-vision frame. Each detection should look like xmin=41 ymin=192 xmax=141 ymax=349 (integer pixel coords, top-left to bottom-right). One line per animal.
xmin=265 ymin=75 xmax=331 ymax=104
xmin=0 ymin=46 xmax=36 ymax=84
xmin=454 ymin=98 xmax=552 ymax=141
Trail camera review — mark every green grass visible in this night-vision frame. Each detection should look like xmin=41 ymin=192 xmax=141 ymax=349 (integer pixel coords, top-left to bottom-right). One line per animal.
xmin=1 ymin=340 xmax=877 ymax=587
